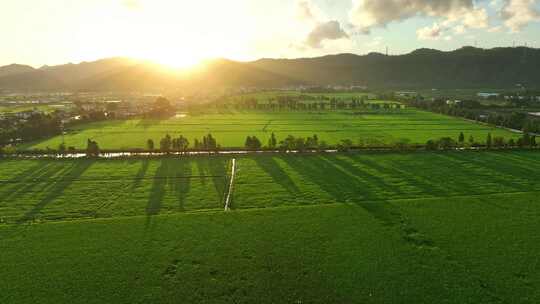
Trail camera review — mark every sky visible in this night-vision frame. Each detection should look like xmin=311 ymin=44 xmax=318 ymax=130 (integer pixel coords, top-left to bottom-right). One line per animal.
xmin=1 ymin=0 xmax=539 ymax=68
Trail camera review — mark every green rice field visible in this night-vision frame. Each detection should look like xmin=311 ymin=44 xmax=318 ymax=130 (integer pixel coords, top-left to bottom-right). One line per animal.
xmin=2 ymin=151 xmax=540 ymax=303
xmin=23 ymin=109 xmax=518 ymax=150
xmin=1 ymin=151 xmax=539 ymax=223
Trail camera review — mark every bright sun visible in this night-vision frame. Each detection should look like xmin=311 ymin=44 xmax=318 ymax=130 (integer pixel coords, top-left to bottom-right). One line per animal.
xmin=68 ymin=1 xmax=257 ymax=69
xmin=153 ymin=50 xmax=205 ymax=69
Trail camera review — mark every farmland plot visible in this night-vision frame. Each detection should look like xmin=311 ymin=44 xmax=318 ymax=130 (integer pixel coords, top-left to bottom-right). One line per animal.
xmin=22 ymin=109 xmax=517 ymax=150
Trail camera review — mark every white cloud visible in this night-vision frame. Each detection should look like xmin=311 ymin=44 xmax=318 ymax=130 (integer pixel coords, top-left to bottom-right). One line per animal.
xmin=501 ymin=0 xmax=540 ymax=32
xmin=306 ymin=21 xmax=349 ymax=48
xmin=487 ymin=25 xmax=503 ymax=32
xmin=296 ymin=0 xmax=319 ymax=22
xmin=453 ymin=24 xmax=466 ymax=34
xmin=348 ymin=0 xmax=490 ymax=41
xmin=349 ymin=0 xmax=481 ymax=31
xmin=296 ymin=0 xmax=350 ymax=49
xmin=416 ymin=23 xmax=445 ymax=40
xmin=461 ymin=7 xmax=489 ymax=29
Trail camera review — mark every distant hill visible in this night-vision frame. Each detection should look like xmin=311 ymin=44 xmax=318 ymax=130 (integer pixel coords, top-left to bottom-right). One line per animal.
xmin=0 ymin=47 xmax=539 ymax=92
xmin=0 ymin=64 xmax=35 ymax=77
xmin=250 ymin=47 xmax=540 ymax=89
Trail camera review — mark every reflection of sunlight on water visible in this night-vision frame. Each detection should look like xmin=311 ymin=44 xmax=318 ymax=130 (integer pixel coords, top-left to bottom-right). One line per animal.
xmin=175 ymin=113 xmax=187 ymax=118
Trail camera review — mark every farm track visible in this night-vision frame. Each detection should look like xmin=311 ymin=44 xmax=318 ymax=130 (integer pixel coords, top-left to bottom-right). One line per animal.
xmin=224 ymin=158 xmax=236 ymax=211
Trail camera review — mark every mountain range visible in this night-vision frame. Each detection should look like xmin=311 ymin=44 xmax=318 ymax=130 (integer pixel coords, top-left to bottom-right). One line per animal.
xmin=1 ymin=47 xmax=539 ymax=92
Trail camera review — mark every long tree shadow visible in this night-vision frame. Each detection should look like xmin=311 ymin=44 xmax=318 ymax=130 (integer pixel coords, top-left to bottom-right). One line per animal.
xmin=280 ymin=155 xmax=418 ymax=235
xmin=0 ymin=162 xmax=71 ymax=207
xmin=17 ymin=160 xmax=95 ymax=223
xmin=0 ymin=161 xmax=48 ymax=183
xmin=167 ymin=159 xmax=192 ymax=211
xmin=320 ymin=155 xmax=406 ymax=200
xmin=253 ymin=156 xmax=300 ymax=195
xmin=438 ymin=153 xmax=528 ymax=192
xmin=197 ymin=157 xmax=228 ymax=207
xmin=130 ymin=159 xmax=150 ymax=191
xmin=146 ymin=159 xmax=168 ymax=217
xmin=345 ymin=154 xmax=455 ymax=198
xmin=279 ymin=155 xmax=353 ymax=203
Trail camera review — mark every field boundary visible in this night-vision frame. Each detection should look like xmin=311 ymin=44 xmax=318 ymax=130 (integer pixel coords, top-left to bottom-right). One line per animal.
xmin=224 ymin=158 xmax=236 ymax=211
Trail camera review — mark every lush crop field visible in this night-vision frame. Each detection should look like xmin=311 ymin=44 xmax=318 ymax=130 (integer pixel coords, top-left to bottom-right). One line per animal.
xmin=1 ymin=195 xmax=539 ymax=303
xmin=0 ymin=151 xmax=540 ymax=303
xmin=23 ymin=109 xmax=517 ymax=150
xmin=2 ymin=151 xmax=540 ymax=303
xmin=233 ymin=151 xmax=540 ymax=208
xmin=2 ymin=151 xmax=539 ymax=223
xmin=0 ymin=157 xmax=229 ymax=223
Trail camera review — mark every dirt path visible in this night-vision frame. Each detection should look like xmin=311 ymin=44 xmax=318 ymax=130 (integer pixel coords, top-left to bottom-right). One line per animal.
xmin=224 ymin=158 xmax=236 ymax=211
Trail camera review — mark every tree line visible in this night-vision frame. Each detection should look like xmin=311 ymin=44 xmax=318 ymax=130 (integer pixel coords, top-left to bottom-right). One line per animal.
xmin=403 ymin=97 xmax=540 ymax=134
xmin=3 ymin=131 xmax=538 ymax=157
xmin=0 ymin=112 xmax=62 ymax=146
xmin=211 ymin=95 xmax=404 ymax=112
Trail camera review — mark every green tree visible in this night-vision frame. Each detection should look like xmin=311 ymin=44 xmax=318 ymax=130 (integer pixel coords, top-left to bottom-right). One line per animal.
xmin=425 ymin=139 xmax=438 ymax=150
xmin=295 ymin=137 xmax=306 ymax=152
xmin=468 ymin=135 xmax=475 ymax=146
xmin=86 ymin=139 xmax=100 ymax=157
xmin=177 ymin=135 xmax=189 ymax=151
xmin=151 ymin=97 xmax=175 ymax=117
xmin=58 ymin=143 xmax=66 ymax=155
xmin=279 ymin=135 xmax=296 ymax=151
xmin=337 ymin=139 xmax=353 ymax=152
xmin=147 ymin=139 xmax=154 ymax=151
xmin=486 ymin=133 xmax=492 ymax=149
xmin=245 ymin=136 xmax=253 ymax=149
xmin=523 ymin=132 xmax=531 ymax=147
xmin=438 ymin=137 xmax=457 ymax=150
xmin=493 ymin=137 xmax=505 ymax=148
xmin=268 ymin=132 xmax=277 ymax=149
xmin=458 ymin=132 xmax=465 ymax=145
xmin=160 ymin=134 xmax=172 ymax=153
xmin=245 ymin=136 xmax=262 ymax=150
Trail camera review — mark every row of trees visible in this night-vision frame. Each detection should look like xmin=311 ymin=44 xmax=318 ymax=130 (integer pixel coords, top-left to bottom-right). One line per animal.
xmin=147 ymin=133 xmax=219 ymax=153
xmin=214 ymin=95 xmax=404 ymax=112
xmin=425 ymin=132 xmax=537 ymax=150
xmin=4 ymin=131 xmax=538 ymax=158
xmin=404 ymin=97 xmax=540 ymax=134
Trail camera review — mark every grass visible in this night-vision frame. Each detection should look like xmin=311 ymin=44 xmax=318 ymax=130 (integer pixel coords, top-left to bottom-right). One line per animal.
xmin=22 ymin=109 xmax=518 ymax=150
xmin=2 ymin=150 xmax=540 ymax=303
